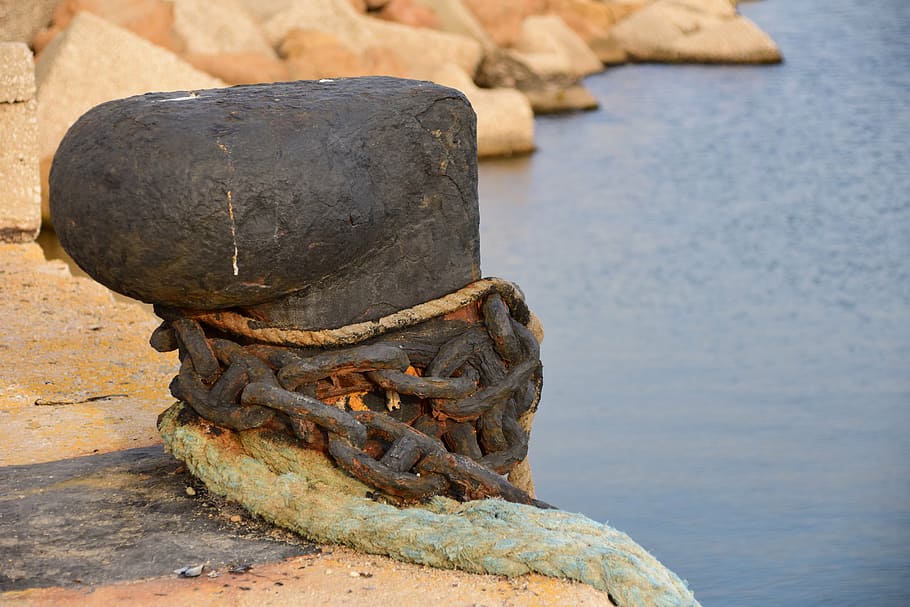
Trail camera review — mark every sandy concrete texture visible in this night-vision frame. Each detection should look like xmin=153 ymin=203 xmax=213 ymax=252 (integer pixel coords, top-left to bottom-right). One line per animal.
xmin=0 ymin=243 xmax=178 ymax=466
xmin=3 ymin=547 xmax=614 ymax=607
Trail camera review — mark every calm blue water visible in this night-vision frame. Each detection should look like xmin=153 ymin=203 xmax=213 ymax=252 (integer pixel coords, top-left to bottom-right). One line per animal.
xmin=478 ymin=1 xmax=910 ymax=605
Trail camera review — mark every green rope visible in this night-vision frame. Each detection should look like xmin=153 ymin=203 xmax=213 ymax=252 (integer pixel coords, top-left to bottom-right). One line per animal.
xmin=159 ymin=403 xmax=699 ymax=607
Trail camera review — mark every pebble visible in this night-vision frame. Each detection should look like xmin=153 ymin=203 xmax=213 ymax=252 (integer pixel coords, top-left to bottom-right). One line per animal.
xmin=185 ymin=486 xmax=196 ymax=496
xmin=174 ymin=564 xmax=204 ymax=577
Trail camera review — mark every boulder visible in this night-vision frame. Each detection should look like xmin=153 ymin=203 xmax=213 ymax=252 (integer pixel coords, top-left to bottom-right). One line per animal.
xmin=184 ymin=51 xmax=290 ymax=84
xmin=512 ymin=15 xmax=603 ymax=78
xmin=170 ymin=0 xmax=276 ymax=58
xmin=543 ymin=0 xmax=645 ymax=64
xmin=544 ymin=0 xmax=643 ymax=45
xmin=521 ymin=84 xmax=598 ymax=115
xmin=278 ymin=28 xmax=410 ymax=80
xmin=0 ymin=0 xmax=57 ymax=45
xmin=588 ymin=35 xmax=629 ymax=66
xmin=671 ymin=15 xmax=783 ymax=63
xmin=432 ymin=63 xmax=535 ymax=158
xmin=672 ymin=0 xmax=737 ymax=17
xmin=50 ymin=78 xmax=480 ymax=328
xmin=32 ymin=0 xmax=183 ymax=55
xmin=373 ymin=0 xmax=440 ymax=30
xmin=610 ymin=0 xmax=782 ymax=63
xmin=262 ymin=0 xmax=482 ymax=81
xmin=0 ymin=43 xmax=40 ymax=243
xmin=170 ymin=0 xmax=285 ymax=83
xmin=280 ymin=29 xmax=365 ymax=78
xmin=473 ymin=15 xmax=601 ymax=114
xmin=235 ymin=0 xmax=296 ymax=23
xmin=460 ymin=0 xmax=545 ymax=48
xmin=35 ymin=12 xmax=224 ymax=220
xmin=359 ymin=46 xmax=411 ymax=77
xmin=412 ymin=0 xmax=492 ymax=49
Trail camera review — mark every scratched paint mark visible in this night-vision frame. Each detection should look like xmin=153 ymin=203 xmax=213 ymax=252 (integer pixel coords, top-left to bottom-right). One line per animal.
xmin=157 ymin=91 xmax=199 ymax=103
xmin=227 ymin=190 xmax=239 ymax=276
xmin=217 ymin=140 xmax=239 ymax=276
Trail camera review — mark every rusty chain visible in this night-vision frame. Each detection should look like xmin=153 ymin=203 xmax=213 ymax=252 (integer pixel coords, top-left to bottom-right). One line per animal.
xmin=152 ymin=280 xmax=550 ymax=508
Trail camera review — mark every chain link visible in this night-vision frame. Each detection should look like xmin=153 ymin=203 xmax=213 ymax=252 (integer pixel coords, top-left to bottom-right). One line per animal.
xmin=153 ymin=281 xmax=550 ymax=508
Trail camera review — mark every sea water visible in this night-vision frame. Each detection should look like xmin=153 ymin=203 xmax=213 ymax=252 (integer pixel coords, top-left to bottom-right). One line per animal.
xmin=478 ymin=1 xmax=910 ymax=604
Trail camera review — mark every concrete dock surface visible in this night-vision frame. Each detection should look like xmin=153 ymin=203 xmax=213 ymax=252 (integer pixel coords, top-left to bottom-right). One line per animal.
xmin=0 ymin=242 xmax=613 ymax=606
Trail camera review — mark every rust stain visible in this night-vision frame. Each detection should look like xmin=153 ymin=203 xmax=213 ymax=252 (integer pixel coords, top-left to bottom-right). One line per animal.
xmin=443 ymin=301 xmax=480 ymax=324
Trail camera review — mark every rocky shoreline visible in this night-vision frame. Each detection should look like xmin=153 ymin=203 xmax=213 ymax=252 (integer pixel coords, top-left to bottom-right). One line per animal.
xmin=2 ymin=0 xmax=781 ymax=226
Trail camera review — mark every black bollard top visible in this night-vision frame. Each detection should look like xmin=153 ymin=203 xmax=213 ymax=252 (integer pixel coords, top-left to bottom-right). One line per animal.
xmin=50 ymin=77 xmax=480 ymax=329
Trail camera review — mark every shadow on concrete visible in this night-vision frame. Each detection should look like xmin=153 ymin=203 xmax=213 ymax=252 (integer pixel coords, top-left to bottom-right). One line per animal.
xmin=0 ymin=446 xmax=318 ymax=591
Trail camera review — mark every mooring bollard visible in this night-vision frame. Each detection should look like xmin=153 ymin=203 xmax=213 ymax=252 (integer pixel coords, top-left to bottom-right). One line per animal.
xmin=50 ymin=77 xmax=544 ymax=506
xmin=49 ymin=77 xmax=701 ymax=605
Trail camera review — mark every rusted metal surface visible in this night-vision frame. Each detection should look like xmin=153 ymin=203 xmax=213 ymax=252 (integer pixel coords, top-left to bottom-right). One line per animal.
xmin=158 ymin=282 xmax=549 ymax=508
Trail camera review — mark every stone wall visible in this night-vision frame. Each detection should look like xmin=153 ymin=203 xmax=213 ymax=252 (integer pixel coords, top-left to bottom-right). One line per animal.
xmin=0 ymin=43 xmax=41 ymax=243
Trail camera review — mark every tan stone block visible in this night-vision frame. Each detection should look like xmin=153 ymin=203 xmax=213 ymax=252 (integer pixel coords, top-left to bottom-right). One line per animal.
xmin=263 ymin=0 xmax=482 ymax=81
xmin=589 ymin=35 xmax=628 ymax=65
xmin=412 ymin=0 xmax=493 ymax=49
xmin=32 ymin=0 xmax=185 ymax=56
xmin=671 ymin=15 xmax=783 ymax=63
xmin=672 ymin=0 xmax=737 ymax=18
xmin=35 ymin=11 xmax=225 ymax=160
xmin=521 ymin=83 xmax=599 ymax=114
xmin=610 ymin=0 xmax=781 ymax=63
xmin=361 ymin=45 xmax=410 ymax=77
xmin=235 ymin=0 xmax=298 ymax=23
xmin=279 ymin=28 xmax=411 ymax=80
xmin=512 ymin=15 xmax=604 ymax=78
xmin=545 ymin=0 xmax=642 ymax=45
xmin=171 ymin=0 xmax=277 ymax=57
xmin=184 ymin=51 xmax=290 ymax=85
xmin=431 ymin=63 xmax=535 ymax=158
xmin=0 ymin=0 xmax=57 ymax=44
xmin=610 ymin=2 xmax=691 ymax=61
xmin=0 ymin=42 xmax=35 ymax=103
xmin=0 ymin=98 xmax=41 ymax=243
xmin=373 ymin=0 xmax=440 ymax=30
xmin=280 ymin=29 xmax=369 ymax=79
xmin=460 ymin=0 xmax=546 ymax=48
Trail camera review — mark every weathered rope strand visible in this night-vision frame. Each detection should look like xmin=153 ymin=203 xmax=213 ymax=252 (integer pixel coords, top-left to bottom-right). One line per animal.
xmin=159 ymin=405 xmax=701 ymax=607
xmin=184 ymin=277 xmax=531 ymax=348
